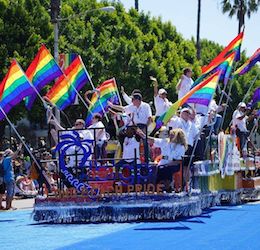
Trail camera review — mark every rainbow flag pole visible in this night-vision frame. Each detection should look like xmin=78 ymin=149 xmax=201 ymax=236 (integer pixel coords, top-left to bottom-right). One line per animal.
xmin=184 ymin=71 xmax=221 ymax=194
xmin=79 ymin=56 xmax=109 ymax=122
xmin=0 ymin=105 xmax=48 ymax=182
xmin=113 ymin=77 xmax=122 ymax=107
xmin=241 ymin=71 xmax=260 ymax=104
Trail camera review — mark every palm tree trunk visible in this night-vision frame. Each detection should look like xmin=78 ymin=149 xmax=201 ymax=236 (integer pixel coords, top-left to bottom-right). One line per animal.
xmin=196 ymin=0 xmax=201 ymax=60
xmin=238 ymin=0 xmax=244 ymax=34
xmin=135 ymin=0 xmax=139 ymax=11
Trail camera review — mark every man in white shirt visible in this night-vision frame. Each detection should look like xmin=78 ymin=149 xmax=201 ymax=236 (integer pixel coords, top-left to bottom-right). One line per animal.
xmin=232 ymin=102 xmax=257 ymax=153
xmin=150 ymin=76 xmax=172 ymax=121
xmin=176 ymin=67 xmax=194 ymax=100
xmin=108 ymin=93 xmax=152 ymax=162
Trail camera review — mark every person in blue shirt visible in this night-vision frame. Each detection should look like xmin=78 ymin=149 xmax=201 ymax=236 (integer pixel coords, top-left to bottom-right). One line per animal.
xmin=3 ymin=143 xmax=22 ymax=210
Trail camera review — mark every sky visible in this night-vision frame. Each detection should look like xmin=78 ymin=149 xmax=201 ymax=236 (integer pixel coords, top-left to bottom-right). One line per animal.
xmin=117 ymin=0 xmax=260 ymax=58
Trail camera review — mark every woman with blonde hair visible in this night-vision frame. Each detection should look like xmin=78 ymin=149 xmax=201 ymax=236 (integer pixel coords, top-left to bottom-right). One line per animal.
xmin=137 ymin=128 xmax=187 ymax=192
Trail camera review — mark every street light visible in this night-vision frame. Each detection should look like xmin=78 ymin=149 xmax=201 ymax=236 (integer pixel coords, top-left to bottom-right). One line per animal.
xmin=51 ymin=3 xmax=115 ymax=123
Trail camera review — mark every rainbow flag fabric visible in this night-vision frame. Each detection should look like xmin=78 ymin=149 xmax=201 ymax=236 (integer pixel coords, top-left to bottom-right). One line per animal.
xmin=233 ymin=48 xmax=260 ymax=77
xmin=85 ymin=78 xmax=119 ymax=126
xmin=59 ymin=53 xmax=78 ymax=71
xmin=25 ymin=44 xmax=63 ymax=110
xmin=201 ymin=28 xmax=244 ymax=74
xmin=193 ymin=51 xmax=236 ymax=87
xmin=186 ymin=72 xmax=218 ymax=106
xmin=247 ymin=86 xmax=260 ymax=108
xmin=0 ymin=59 xmax=34 ymax=121
xmin=45 ymin=56 xmax=90 ymax=110
xmin=156 ymin=71 xmax=221 ymax=130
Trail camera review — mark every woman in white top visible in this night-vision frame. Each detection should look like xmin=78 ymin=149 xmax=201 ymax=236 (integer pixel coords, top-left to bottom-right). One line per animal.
xmin=137 ymin=128 xmax=187 ymax=191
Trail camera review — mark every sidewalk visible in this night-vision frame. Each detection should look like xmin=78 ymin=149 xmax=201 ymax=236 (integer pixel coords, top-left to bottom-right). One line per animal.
xmin=8 ymin=197 xmax=35 ymax=210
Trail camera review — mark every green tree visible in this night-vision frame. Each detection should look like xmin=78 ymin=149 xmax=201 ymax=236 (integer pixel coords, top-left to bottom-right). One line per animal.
xmin=221 ymin=0 xmax=260 ymax=33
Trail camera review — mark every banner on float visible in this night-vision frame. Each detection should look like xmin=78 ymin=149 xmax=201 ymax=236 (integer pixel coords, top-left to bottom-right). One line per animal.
xmin=218 ymin=132 xmax=240 ymax=178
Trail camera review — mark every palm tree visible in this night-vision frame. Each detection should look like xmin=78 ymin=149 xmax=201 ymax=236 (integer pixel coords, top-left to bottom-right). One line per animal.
xmin=221 ymin=0 xmax=260 ymax=34
xmin=135 ymin=0 xmax=139 ymax=11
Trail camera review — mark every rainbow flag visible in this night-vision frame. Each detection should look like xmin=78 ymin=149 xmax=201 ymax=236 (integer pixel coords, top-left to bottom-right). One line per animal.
xmin=45 ymin=56 xmax=90 ymax=110
xmin=201 ymin=28 xmax=244 ymax=74
xmin=186 ymin=72 xmax=218 ymax=106
xmin=0 ymin=59 xmax=34 ymax=121
xmin=59 ymin=53 xmax=78 ymax=71
xmin=233 ymin=48 xmax=260 ymax=76
xmin=24 ymin=44 xmax=63 ymax=110
xmin=247 ymin=86 xmax=260 ymax=108
xmin=85 ymin=78 xmax=119 ymax=126
xmin=155 ymin=71 xmax=221 ymax=130
xmin=193 ymin=51 xmax=236 ymax=87
xmin=50 ymin=145 xmax=56 ymax=153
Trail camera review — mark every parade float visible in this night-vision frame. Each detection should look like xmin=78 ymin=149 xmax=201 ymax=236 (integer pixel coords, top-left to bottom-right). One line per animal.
xmin=32 ymin=130 xmax=260 ymax=223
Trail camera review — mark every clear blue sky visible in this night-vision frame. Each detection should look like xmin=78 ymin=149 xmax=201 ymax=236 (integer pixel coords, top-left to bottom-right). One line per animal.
xmin=118 ymin=0 xmax=260 ymax=58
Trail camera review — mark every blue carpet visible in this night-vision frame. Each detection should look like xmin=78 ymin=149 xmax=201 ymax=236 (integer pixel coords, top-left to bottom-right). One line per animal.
xmin=1 ymin=203 xmax=260 ymax=250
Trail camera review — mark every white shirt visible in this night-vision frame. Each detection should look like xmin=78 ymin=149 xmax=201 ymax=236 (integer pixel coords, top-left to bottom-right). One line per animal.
xmin=153 ymin=138 xmax=185 ymax=166
xmin=190 ymin=114 xmax=207 ymax=132
xmin=63 ymin=129 xmax=94 ymax=141
xmin=232 ymin=110 xmax=248 ymax=132
xmin=88 ymin=121 xmax=107 ymax=141
xmin=167 ymin=117 xmax=197 ymax=146
xmin=177 ymin=75 xmax=194 ymax=99
xmin=122 ymin=137 xmax=140 ymax=163
xmin=195 ymin=99 xmax=219 ymax=115
xmin=154 ymin=95 xmax=172 ymax=117
xmin=122 ymin=93 xmax=132 ymax=105
xmin=124 ymin=101 xmax=152 ymax=125
xmin=65 ymin=143 xmax=92 ymax=168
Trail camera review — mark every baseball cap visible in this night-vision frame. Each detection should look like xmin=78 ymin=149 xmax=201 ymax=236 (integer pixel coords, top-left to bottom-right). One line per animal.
xmin=238 ymin=102 xmax=246 ymax=108
xmin=158 ymin=88 xmax=167 ymax=95
xmin=181 ymin=107 xmax=192 ymax=114
xmin=132 ymin=93 xmax=142 ymax=101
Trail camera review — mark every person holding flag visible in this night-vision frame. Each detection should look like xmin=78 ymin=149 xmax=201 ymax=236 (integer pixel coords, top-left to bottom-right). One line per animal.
xmin=232 ymin=102 xmax=258 ymax=155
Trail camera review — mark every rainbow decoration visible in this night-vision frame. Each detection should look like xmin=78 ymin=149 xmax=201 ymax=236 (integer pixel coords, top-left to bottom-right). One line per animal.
xmin=193 ymin=51 xmax=236 ymax=87
xmin=218 ymin=131 xmax=229 ymax=179
xmin=25 ymin=44 xmax=63 ymax=110
xmin=233 ymin=48 xmax=260 ymax=77
xmin=201 ymin=28 xmax=244 ymax=74
xmin=247 ymin=86 xmax=260 ymax=108
xmin=155 ymin=71 xmax=221 ymax=130
xmin=59 ymin=53 xmax=78 ymax=71
xmin=0 ymin=59 xmax=34 ymax=121
xmin=85 ymin=78 xmax=119 ymax=126
xmin=45 ymin=56 xmax=90 ymax=110
xmin=50 ymin=145 xmax=56 ymax=153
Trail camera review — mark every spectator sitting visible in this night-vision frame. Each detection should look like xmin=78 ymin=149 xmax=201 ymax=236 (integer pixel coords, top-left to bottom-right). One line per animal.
xmin=15 ymin=175 xmax=37 ymax=197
